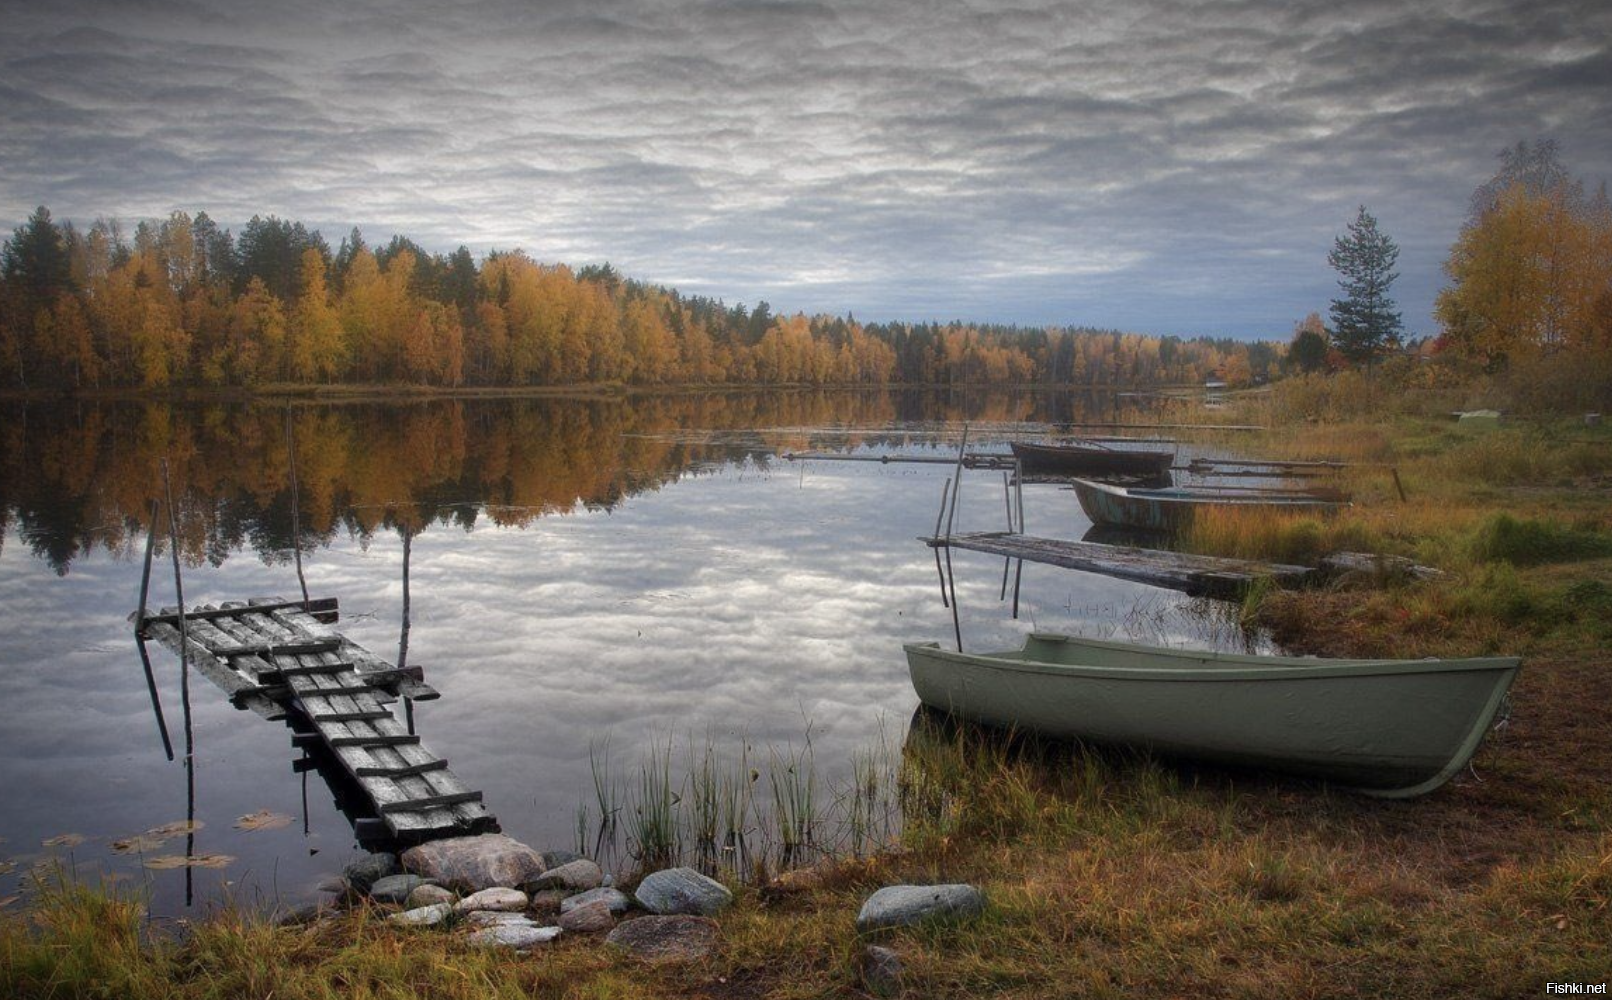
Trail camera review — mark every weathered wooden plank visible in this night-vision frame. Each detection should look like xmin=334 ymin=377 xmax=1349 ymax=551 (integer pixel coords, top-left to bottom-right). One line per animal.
xmin=269 ymin=607 xmax=441 ymax=701
xmin=257 ymin=662 xmax=360 ymax=681
xmin=211 ymin=639 xmax=345 ymax=658
xmin=327 ymin=734 xmax=422 ymax=747
xmin=378 ymin=791 xmax=484 ymax=814
xmin=356 ymin=759 xmax=450 ymax=778
xmin=139 ymin=597 xmax=339 ymax=628
xmin=308 ymin=708 xmax=393 ymax=723
xmin=927 ymin=532 xmax=1315 ymax=598
xmin=143 ymin=619 xmax=285 ymax=720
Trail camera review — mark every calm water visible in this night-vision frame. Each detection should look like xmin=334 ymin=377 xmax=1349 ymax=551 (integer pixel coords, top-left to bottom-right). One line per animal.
xmin=0 ymin=389 xmax=1247 ymax=917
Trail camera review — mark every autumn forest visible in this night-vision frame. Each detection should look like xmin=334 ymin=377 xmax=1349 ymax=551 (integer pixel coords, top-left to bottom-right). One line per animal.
xmin=0 ymin=208 xmax=1283 ymax=392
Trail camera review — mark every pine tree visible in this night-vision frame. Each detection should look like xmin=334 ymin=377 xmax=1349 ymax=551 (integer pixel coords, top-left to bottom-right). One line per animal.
xmin=1327 ymin=206 xmax=1403 ymax=365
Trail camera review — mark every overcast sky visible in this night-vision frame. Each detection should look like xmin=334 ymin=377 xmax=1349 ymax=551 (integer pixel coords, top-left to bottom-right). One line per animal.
xmin=2 ymin=0 xmax=1608 ymax=339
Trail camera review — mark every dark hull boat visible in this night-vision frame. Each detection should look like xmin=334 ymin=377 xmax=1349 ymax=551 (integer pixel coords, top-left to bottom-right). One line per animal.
xmin=1009 ymin=441 xmax=1175 ymax=479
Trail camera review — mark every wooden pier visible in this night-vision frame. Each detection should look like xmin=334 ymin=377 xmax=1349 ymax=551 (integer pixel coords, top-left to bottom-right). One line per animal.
xmin=135 ymin=597 xmax=498 ymax=842
xmin=926 ymin=532 xmax=1316 ymax=598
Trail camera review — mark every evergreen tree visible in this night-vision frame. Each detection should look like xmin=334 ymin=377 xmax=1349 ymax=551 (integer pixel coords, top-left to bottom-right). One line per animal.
xmin=1327 ymin=206 xmax=1403 ymax=365
xmin=3 ymin=206 xmax=74 ymax=308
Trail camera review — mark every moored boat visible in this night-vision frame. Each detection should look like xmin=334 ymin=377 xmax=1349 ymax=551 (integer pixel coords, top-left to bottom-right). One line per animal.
xmin=1009 ymin=441 xmax=1175 ymax=479
xmin=904 ymin=632 xmax=1520 ymax=798
xmin=1071 ymin=477 xmax=1344 ymax=532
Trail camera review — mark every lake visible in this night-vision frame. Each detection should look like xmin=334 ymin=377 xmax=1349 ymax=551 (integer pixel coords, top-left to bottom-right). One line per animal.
xmin=0 ymin=389 xmax=1248 ymax=918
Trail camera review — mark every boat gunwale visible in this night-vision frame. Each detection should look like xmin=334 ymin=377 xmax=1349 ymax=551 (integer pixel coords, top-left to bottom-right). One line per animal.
xmin=903 ymin=639 xmax=1521 ymax=683
xmin=1070 ymin=477 xmax=1343 ymax=509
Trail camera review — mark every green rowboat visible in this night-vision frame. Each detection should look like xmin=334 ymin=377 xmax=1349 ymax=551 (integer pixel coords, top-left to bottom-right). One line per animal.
xmin=1070 ymin=477 xmax=1344 ymax=533
xmin=904 ymin=633 xmax=1520 ymax=798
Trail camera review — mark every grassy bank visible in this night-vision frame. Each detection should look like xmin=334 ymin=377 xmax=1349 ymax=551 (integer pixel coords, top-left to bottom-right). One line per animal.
xmin=5 ymin=367 xmax=1610 ymax=998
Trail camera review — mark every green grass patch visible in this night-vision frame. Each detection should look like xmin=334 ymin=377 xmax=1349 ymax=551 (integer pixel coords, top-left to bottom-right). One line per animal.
xmin=1470 ymin=513 xmax=1612 ymax=565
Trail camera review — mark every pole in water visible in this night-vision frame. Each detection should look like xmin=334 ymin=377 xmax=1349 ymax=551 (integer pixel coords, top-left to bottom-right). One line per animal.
xmin=944 ymin=425 xmax=970 ymax=537
xmin=162 ymin=458 xmax=197 ymax=908
xmin=932 ymin=478 xmax=951 ymax=608
xmin=135 ymin=498 xmax=174 ymax=759
xmin=285 ymin=408 xmax=310 ymax=605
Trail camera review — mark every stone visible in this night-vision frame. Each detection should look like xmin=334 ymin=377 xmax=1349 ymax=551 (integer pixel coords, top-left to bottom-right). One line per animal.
xmin=455 ymin=887 xmax=529 ymax=913
xmin=561 ymin=886 xmax=633 ymax=915
xmin=343 ymin=852 xmax=401 ymax=894
xmin=462 ymin=910 xmax=537 ymax=928
xmin=525 ymin=859 xmax=603 ymax=893
xmin=855 ymin=884 xmax=986 ymax=932
xmin=465 ymin=924 xmax=561 ymax=949
xmin=406 ymin=884 xmax=457 ymax=909
xmin=387 ymin=902 xmax=454 ymax=927
xmin=401 ymin=834 xmax=546 ymax=893
xmin=528 ymin=889 xmax=570 ymax=913
xmin=633 ymin=867 xmax=732 ymax=916
xmin=557 ymin=899 xmax=615 ymax=934
xmin=540 ymin=849 xmax=584 ymax=869
xmin=861 ymin=945 xmax=903 ymax=996
xmin=369 ymin=874 xmax=433 ymax=905
xmin=605 ymin=915 xmax=720 ymax=963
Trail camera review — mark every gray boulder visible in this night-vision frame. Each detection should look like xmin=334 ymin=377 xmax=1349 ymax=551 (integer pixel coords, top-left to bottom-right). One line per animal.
xmin=855 ymin=884 xmax=986 ymax=932
xmin=387 ymin=902 xmax=454 ymax=927
xmin=462 ymin=910 xmax=537 ymax=928
xmin=558 ymin=899 xmax=616 ymax=934
xmin=369 ymin=874 xmax=433 ymax=905
xmin=455 ymin=887 xmax=528 ymax=913
xmin=634 ymin=867 xmax=732 ymax=916
xmin=343 ymin=852 xmax=400 ymax=894
xmin=400 ymin=834 xmax=546 ymax=893
xmin=465 ymin=924 xmax=561 ymax=949
xmin=525 ymin=858 xmax=603 ymax=893
xmin=606 ymin=915 xmax=720 ymax=963
xmin=562 ymin=886 xmax=633 ymax=915
xmin=405 ymin=884 xmax=457 ymax=909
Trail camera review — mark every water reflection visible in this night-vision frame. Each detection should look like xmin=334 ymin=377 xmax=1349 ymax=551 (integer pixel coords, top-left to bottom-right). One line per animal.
xmin=1 ymin=389 xmax=1240 ymax=918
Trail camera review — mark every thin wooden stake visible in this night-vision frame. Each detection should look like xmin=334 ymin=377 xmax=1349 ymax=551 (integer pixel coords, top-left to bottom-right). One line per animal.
xmin=285 ymin=409 xmax=310 ymax=604
xmin=1391 ymin=466 xmax=1407 ymax=502
xmin=945 ymin=425 xmax=969 ymax=538
xmin=933 ymin=479 xmax=951 ymax=608
xmin=135 ymin=636 xmax=175 ymax=761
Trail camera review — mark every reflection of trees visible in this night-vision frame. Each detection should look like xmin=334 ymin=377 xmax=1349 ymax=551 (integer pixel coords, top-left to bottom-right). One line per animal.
xmin=0 ymin=388 xmax=1166 ymax=573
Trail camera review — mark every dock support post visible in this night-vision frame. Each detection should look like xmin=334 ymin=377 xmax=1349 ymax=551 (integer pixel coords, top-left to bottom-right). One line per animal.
xmin=135 ymin=497 xmax=175 ymax=759
xmin=933 ymin=479 xmax=951 ymax=608
xmin=286 ymin=409 xmax=310 ymax=604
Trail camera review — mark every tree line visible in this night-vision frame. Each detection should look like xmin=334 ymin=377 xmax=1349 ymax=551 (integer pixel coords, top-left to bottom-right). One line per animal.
xmin=1290 ymin=139 xmax=1611 ymax=378
xmin=0 ymin=210 xmax=1276 ymax=391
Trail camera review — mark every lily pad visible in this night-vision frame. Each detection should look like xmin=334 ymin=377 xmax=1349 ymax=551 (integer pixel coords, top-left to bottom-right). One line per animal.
xmin=146 ymin=820 xmax=203 ymax=838
xmin=233 ymin=810 xmax=292 ymax=832
xmin=111 ymin=835 xmax=170 ymax=855
xmin=42 ymin=834 xmax=86 ymax=848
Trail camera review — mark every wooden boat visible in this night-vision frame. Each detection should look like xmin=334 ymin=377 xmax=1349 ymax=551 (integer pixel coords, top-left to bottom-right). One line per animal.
xmin=1071 ymin=477 xmax=1344 ymax=532
xmin=904 ymin=632 xmax=1520 ymax=798
xmin=1009 ymin=441 xmax=1175 ymax=478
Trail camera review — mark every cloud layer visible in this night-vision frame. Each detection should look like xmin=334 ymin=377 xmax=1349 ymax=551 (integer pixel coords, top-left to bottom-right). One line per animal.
xmin=3 ymin=0 xmax=1608 ymax=337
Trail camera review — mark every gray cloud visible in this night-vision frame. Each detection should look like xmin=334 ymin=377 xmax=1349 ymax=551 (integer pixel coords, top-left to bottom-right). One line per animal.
xmin=2 ymin=0 xmax=1608 ymax=338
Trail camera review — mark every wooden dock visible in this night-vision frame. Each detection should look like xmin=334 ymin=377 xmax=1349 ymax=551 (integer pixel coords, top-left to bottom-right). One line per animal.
xmin=926 ymin=532 xmax=1316 ymax=597
xmin=136 ymin=597 xmax=498 ymax=843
